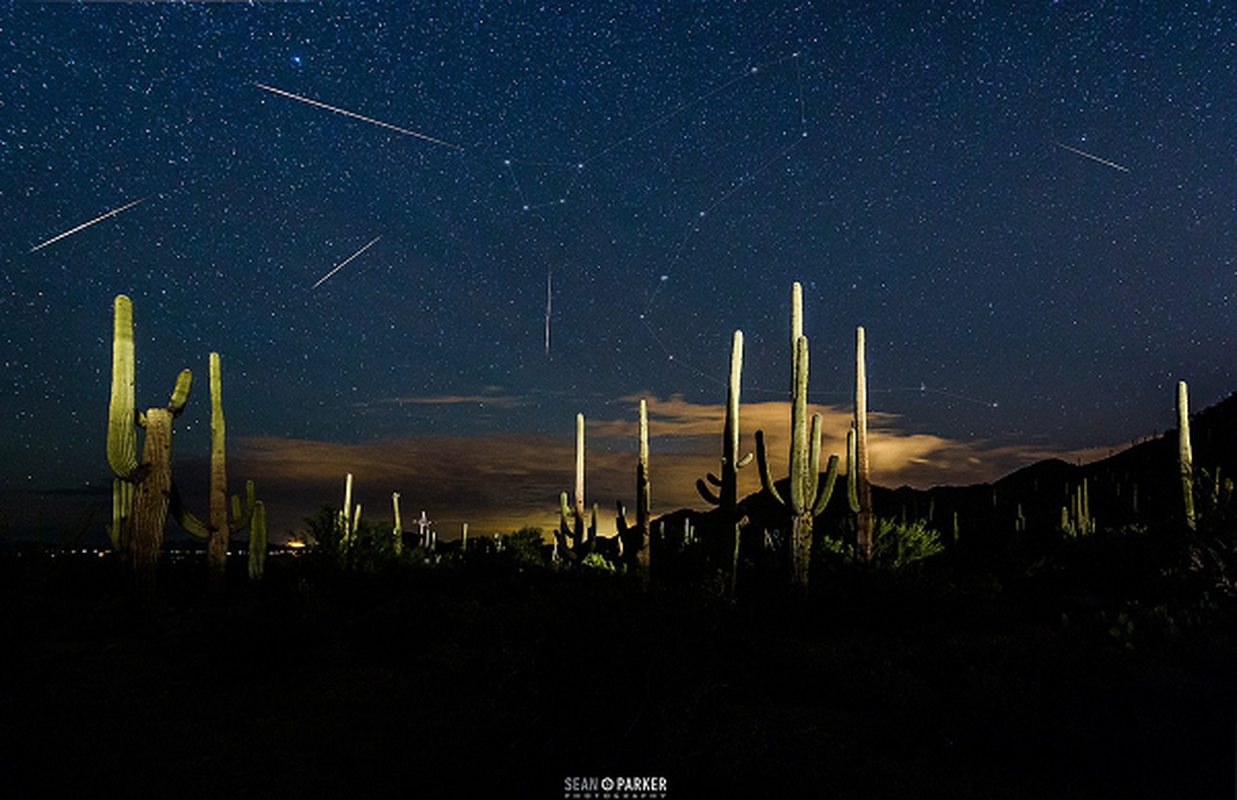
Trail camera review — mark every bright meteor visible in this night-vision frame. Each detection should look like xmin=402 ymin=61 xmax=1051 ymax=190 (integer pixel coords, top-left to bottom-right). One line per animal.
xmin=253 ymin=82 xmax=463 ymax=150
xmin=1053 ymin=142 xmax=1130 ymax=173
xmin=311 ymin=236 xmax=382 ymax=289
xmin=29 ymin=197 xmax=147 ymax=253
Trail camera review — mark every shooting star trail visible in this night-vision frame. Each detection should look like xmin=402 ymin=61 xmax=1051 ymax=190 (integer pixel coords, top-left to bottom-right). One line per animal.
xmin=545 ymin=269 xmax=552 ymax=356
xmin=29 ymin=197 xmax=147 ymax=253
xmin=253 ymin=83 xmax=463 ymax=150
xmin=311 ymin=236 xmax=382 ymax=290
xmin=1053 ymin=142 xmax=1130 ymax=173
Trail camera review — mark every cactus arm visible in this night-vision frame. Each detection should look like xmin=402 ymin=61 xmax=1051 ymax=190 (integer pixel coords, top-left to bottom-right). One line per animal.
xmin=755 ymin=429 xmax=785 ymax=506
xmin=737 ymin=452 xmax=753 ymax=468
xmin=167 ymin=369 xmax=192 ymax=416
xmin=696 ymin=479 xmax=722 ymax=505
xmin=811 ymin=455 xmax=840 ymax=517
xmin=107 ymin=295 xmax=138 ymax=478
xmin=706 ymin=473 xmax=723 ymax=487
xmin=169 ymin=480 xmax=210 ymax=540
xmin=230 ymin=480 xmax=257 ymax=530
xmin=806 ymin=412 xmax=823 ymax=506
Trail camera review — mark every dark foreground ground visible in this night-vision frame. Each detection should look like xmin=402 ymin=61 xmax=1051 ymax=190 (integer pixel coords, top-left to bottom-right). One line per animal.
xmin=2 ymin=546 xmax=1234 ymax=799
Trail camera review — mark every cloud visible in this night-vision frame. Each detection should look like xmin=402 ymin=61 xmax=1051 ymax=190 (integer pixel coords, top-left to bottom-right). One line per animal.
xmin=221 ymin=395 xmax=1121 ymax=544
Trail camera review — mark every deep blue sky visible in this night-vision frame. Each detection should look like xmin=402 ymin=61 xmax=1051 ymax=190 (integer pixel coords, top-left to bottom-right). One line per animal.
xmin=3 ymin=2 xmax=1235 ymax=539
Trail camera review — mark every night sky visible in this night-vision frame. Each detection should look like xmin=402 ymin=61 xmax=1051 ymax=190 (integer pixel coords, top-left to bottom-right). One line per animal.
xmin=4 ymin=3 xmax=1235 ymax=541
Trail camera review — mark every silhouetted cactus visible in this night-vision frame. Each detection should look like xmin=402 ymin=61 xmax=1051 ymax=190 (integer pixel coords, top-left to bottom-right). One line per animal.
xmin=106 ymin=294 xmax=192 ymax=597
xmin=755 ymin=283 xmax=839 ymax=592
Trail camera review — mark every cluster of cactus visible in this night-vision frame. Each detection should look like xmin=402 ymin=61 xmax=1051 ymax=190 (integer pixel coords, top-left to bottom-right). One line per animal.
xmin=694 ymin=332 xmax=751 ymax=594
xmin=755 ymin=282 xmax=839 ymax=592
xmin=107 ymin=294 xmax=268 ymax=590
xmin=107 ymin=294 xmax=192 ymax=596
xmin=1061 ymin=479 xmax=1094 ymax=537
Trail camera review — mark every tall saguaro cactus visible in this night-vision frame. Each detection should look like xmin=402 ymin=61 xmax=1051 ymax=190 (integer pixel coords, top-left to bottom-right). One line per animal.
xmin=557 ymin=413 xmax=593 ymax=557
xmin=696 ymin=331 xmax=752 ymax=594
xmin=106 ymin=294 xmax=192 ymax=596
xmin=1178 ymin=380 xmax=1196 ymax=530
xmin=853 ymin=326 xmax=873 ymax=562
xmin=207 ymin=351 xmax=229 ymax=577
xmin=618 ymin=399 xmax=652 ymax=580
xmin=756 ymin=283 xmax=839 ymax=593
xmin=169 ymin=352 xmax=258 ymax=585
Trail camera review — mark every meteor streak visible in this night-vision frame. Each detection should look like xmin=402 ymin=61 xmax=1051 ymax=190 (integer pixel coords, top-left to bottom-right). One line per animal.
xmin=1053 ymin=142 xmax=1130 ymax=173
xmin=253 ymin=83 xmax=462 ymax=150
xmin=29 ymin=197 xmax=147 ymax=253
xmin=311 ymin=236 xmax=382 ymax=289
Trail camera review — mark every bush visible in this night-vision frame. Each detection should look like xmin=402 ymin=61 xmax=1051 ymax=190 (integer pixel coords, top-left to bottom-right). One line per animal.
xmin=820 ymin=517 xmax=944 ymax=570
xmin=503 ymin=527 xmax=549 ymax=567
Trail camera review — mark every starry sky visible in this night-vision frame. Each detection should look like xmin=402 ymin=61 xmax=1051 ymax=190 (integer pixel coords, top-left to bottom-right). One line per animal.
xmin=3 ymin=2 xmax=1235 ymax=542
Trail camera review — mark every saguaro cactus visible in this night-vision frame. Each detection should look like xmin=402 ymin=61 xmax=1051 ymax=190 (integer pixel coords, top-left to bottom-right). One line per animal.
xmin=106 ymin=294 xmax=192 ymax=596
xmin=392 ymin=492 xmax=403 ymax=555
xmin=695 ymin=332 xmax=752 ymax=594
xmin=1177 ymin=380 xmax=1196 ymax=530
xmin=247 ymin=500 xmax=268 ymax=582
xmin=557 ymin=413 xmax=593 ymax=558
xmin=755 ymin=283 xmax=839 ymax=593
xmin=853 ymin=326 xmax=873 ymax=562
xmin=617 ymin=399 xmax=652 ymax=581
xmin=169 ymin=352 xmax=258 ymax=585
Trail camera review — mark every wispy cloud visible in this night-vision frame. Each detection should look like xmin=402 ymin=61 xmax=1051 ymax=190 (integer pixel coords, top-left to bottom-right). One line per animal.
xmin=222 ymin=395 xmax=1119 ymax=544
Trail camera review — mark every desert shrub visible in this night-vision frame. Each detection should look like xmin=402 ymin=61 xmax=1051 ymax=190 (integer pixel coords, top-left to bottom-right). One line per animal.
xmin=300 ymin=505 xmax=406 ymax=572
xmin=580 ymin=552 xmax=616 ymax=572
xmin=503 ymin=527 xmax=549 ymax=567
xmin=820 ymin=517 xmax=944 ymax=570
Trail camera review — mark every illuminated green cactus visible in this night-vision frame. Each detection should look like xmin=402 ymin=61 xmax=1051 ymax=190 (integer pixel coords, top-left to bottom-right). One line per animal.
xmin=105 ymin=294 xmax=192 ymax=596
xmin=755 ymin=283 xmax=839 ymax=593
xmin=1178 ymin=380 xmax=1196 ymax=530
xmin=168 ymin=352 xmax=259 ymax=585
xmin=853 ymin=326 xmax=873 ymax=562
xmin=247 ymin=500 xmax=267 ymax=582
xmin=617 ymin=399 xmax=652 ymax=581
